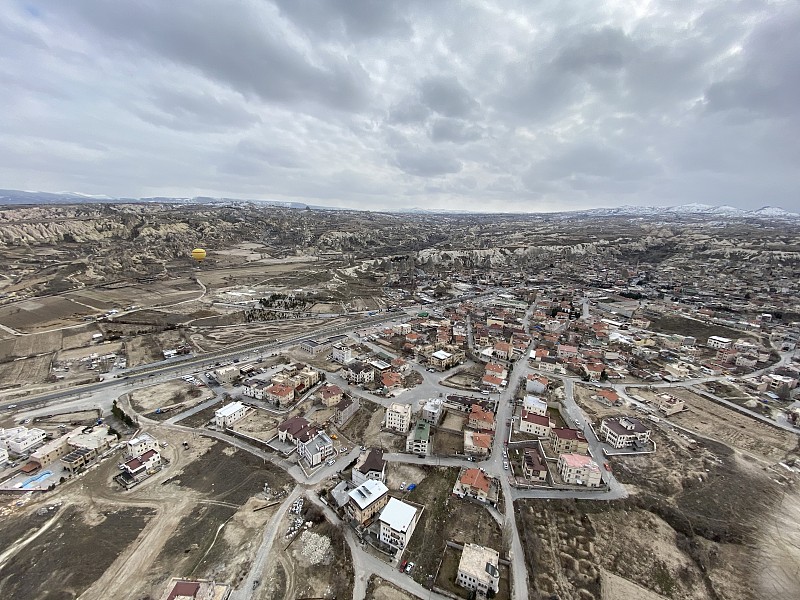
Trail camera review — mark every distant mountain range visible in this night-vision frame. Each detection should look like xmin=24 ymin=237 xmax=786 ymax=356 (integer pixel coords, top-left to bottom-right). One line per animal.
xmin=0 ymin=189 xmax=796 ymax=220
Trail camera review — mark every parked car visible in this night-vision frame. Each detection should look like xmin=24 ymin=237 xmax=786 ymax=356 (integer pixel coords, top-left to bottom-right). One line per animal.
xmin=604 ymin=462 xmax=612 ymax=472
xmin=400 ymin=482 xmax=406 ymax=490
xmin=503 ymin=461 xmax=509 ymax=470
xmin=326 ymin=458 xmax=336 ymax=466
xmin=405 ymin=561 xmax=415 ymax=574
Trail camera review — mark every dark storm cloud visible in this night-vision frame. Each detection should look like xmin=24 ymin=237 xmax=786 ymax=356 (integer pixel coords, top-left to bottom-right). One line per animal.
xmin=1 ymin=0 xmax=798 ymax=212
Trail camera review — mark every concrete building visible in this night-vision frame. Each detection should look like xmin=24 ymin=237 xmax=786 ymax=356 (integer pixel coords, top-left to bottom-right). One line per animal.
xmin=707 ymin=336 xmax=733 ymax=350
xmin=277 ymin=416 xmax=312 ymax=444
xmin=523 ymin=446 xmax=548 ymax=482
xmin=31 ymin=427 xmax=85 ymax=466
xmin=352 ymin=448 xmax=386 ymax=486
xmin=214 ymin=401 xmax=248 ymax=429
xmin=242 ymin=379 xmax=270 ymax=400
xmin=159 ymin=578 xmax=230 ymax=600
xmin=464 ymin=430 xmax=493 ymax=456
xmin=213 ymin=365 xmax=239 ymax=384
xmin=522 ymin=395 xmax=547 ymax=416
xmin=657 ymin=395 xmax=685 ymax=416
xmin=0 ymin=427 xmax=47 ymax=455
xmin=0 ymin=447 xmax=8 ymax=464
xmin=557 ymin=453 xmax=602 ymax=487
xmin=319 ymin=384 xmax=344 ymax=407
xmin=334 ymin=395 xmax=360 ymax=427
xmin=347 ymin=479 xmax=390 ymax=525
xmin=468 ymin=404 xmax=495 ymax=432
xmin=599 ymin=417 xmax=652 ymax=449
xmin=549 ymin=428 xmax=589 ymax=454
xmin=456 ymin=543 xmax=501 ymax=596
xmin=343 ymin=361 xmax=375 ymax=384
xmin=117 ymin=449 xmax=162 ymax=488
xmin=331 ymin=343 xmax=353 ymax=365
xmin=453 ymin=468 xmax=491 ymax=502
xmin=378 ymin=497 xmax=419 ymax=551
xmin=406 ymin=422 xmax=431 ymax=456
xmin=386 ymin=403 xmax=412 ymax=433
xmin=519 ymin=411 xmax=552 ymax=437
xmin=265 ymin=383 xmax=295 ymax=407
xmin=127 ymin=432 xmax=159 ymax=458
xmin=421 ymin=398 xmax=443 ymax=425
xmin=297 ymin=430 xmax=334 ymax=467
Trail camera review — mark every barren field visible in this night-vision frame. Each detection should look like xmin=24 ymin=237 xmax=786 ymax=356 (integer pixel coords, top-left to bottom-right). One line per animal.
xmin=634 ymin=387 xmax=797 ymax=460
xmin=0 ymin=353 xmax=53 ymax=389
xmin=339 ymin=399 xmax=383 ymax=442
xmin=359 ymin=408 xmax=407 ymax=452
xmin=365 ymin=576 xmax=416 ymax=600
xmin=129 ymin=379 xmax=213 ymax=415
xmin=0 ymin=505 xmax=156 ymax=600
xmin=433 ymin=429 xmax=463 ymax=455
xmin=258 ymin=503 xmax=354 ymax=600
xmin=514 ymin=423 xmax=800 ymax=600
xmin=441 ymin=366 xmax=482 ymax=390
xmin=232 ymin=408 xmax=281 ymax=442
xmin=573 ymin=384 xmax=626 ymax=420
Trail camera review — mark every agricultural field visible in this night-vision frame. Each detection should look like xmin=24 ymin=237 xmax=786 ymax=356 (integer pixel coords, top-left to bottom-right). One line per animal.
xmin=0 ymin=296 xmax=97 ymax=332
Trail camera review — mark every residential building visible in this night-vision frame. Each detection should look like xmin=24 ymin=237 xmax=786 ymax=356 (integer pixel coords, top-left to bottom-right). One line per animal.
xmin=213 ymin=365 xmax=239 ymax=384
xmin=347 ymin=479 xmax=390 ymax=525
xmin=331 ymin=342 xmax=353 ymax=365
xmin=119 ymin=449 xmax=162 ymax=486
xmin=242 ymin=379 xmax=270 ymax=400
xmin=522 ymin=446 xmax=548 ymax=482
xmin=453 ymin=468 xmax=491 ymax=502
xmin=277 ymin=416 xmax=312 ymax=444
xmin=127 ymin=433 xmax=159 ymax=459
xmin=599 ymin=417 xmax=652 ymax=449
xmin=386 ymin=403 xmax=412 ymax=433
xmin=456 ymin=543 xmax=501 ymax=596
xmin=343 ymin=361 xmax=374 ymax=384
xmin=381 ymin=371 xmax=402 ymax=390
xmin=557 ymin=453 xmax=602 ymax=487
xmin=266 ymin=383 xmax=295 ymax=407
xmin=464 ymin=430 xmax=493 ymax=456
xmin=468 ymin=404 xmax=495 ymax=432
xmin=594 ymin=389 xmax=621 ymax=406
xmin=214 ymin=401 xmax=248 ymax=429
xmin=319 ymin=384 xmax=344 ymax=407
xmin=549 ymin=428 xmax=589 ymax=454
xmin=557 ymin=344 xmax=579 ymax=359
xmin=421 ymin=398 xmax=443 ymax=425
xmin=159 ymin=578 xmax=229 ymax=600
xmin=493 ymin=341 xmax=512 ymax=360
xmin=429 ymin=349 xmax=453 ymax=370
xmin=519 ymin=411 xmax=552 ymax=437
xmin=406 ymin=422 xmax=431 ymax=455
xmin=297 ymin=430 xmax=334 ymax=467
xmin=31 ymin=427 xmax=86 ymax=466
xmin=0 ymin=447 xmax=8 ymax=464
xmin=352 ymin=448 xmax=386 ymax=486
xmin=378 ymin=498 xmax=419 ymax=551
xmin=334 ymin=395 xmax=360 ymax=427
xmin=522 ymin=395 xmax=547 ymax=416
xmin=707 ymin=336 xmax=733 ymax=350
xmin=525 ymin=374 xmax=548 ymax=394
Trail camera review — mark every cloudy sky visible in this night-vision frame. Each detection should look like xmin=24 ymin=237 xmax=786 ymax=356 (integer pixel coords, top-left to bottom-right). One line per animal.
xmin=2 ymin=0 xmax=798 ymax=212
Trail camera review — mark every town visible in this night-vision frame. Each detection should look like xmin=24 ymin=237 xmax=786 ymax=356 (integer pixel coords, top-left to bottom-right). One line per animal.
xmin=0 ymin=204 xmax=798 ymax=600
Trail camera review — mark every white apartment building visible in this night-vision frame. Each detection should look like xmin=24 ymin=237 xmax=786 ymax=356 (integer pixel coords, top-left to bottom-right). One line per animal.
xmin=707 ymin=336 xmax=733 ymax=350
xmin=522 ymin=395 xmax=547 ymax=416
xmin=0 ymin=427 xmax=47 ymax=454
xmin=127 ymin=433 xmax=160 ymax=459
xmin=557 ymin=453 xmax=602 ymax=487
xmin=331 ymin=343 xmax=353 ymax=365
xmin=599 ymin=416 xmax=652 ymax=449
xmin=385 ymin=403 xmax=412 ymax=433
xmin=214 ymin=401 xmax=248 ymax=429
xmin=379 ymin=497 xmax=419 ymax=551
xmin=456 ymin=543 xmax=501 ymax=596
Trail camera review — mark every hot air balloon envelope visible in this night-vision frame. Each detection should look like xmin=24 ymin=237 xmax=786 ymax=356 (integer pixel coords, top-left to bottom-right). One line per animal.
xmin=191 ymin=248 xmax=206 ymax=262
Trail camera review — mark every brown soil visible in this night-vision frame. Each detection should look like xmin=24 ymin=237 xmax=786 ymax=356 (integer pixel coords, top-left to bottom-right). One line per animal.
xmin=366 ymin=576 xmax=417 ymax=600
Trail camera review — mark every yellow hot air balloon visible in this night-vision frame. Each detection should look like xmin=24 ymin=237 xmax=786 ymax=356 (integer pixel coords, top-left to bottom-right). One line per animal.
xmin=191 ymin=248 xmax=206 ymax=262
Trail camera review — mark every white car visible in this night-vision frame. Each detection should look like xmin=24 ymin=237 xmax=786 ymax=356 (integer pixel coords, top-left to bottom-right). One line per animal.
xmin=503 ymin=461 xmax=509 ymax=470
xmin=400 ymin=482 xmax=406 ymax=490
xmin=326 ymin=458 xmax=336 ymax=466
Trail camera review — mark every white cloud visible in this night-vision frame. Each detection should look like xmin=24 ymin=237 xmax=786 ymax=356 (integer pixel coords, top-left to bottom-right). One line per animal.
xmin=0 ymin=0 xmax=797 ymax=212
